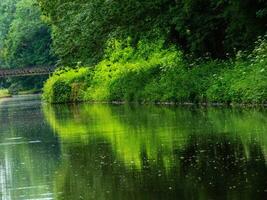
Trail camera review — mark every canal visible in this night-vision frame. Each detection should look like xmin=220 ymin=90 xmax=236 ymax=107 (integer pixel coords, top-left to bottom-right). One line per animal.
xmin=0 ymin=95 xmax=267 ymax=199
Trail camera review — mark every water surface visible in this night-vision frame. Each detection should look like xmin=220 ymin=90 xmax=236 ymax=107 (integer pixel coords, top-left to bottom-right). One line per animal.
xmin=0 ymin=95 xmax=267 ymax=200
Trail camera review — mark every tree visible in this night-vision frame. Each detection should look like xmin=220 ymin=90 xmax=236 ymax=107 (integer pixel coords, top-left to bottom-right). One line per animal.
xmin=3 ymin=0 xmax=55 ymax=68
xmin=0 ymin=0 xmax=56 ymax=92
xmin=0 ymin=0 xmax=18 ymax=65
xmin=38 ymin=0 xmax=267 ymax=65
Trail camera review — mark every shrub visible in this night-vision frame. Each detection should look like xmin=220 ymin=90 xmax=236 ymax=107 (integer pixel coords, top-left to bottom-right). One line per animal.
xmin=43 ymin=67 xmax=89 ymax=103
xmin=0 ymin=89 xmax=11 ymax=98
xmin=43 ymin=36 xmax=267 ymax=105
xmin=84 ymin=38 xmax=184 ymax=102
xmin=207 ymin=36 xmax=267 ymax=104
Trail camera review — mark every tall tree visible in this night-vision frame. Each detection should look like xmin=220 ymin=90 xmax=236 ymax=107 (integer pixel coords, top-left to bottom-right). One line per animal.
xmin=0 ymin=0 xmax=56 ymax=92
xmin=2 ymin=0 xmax=55 ymax=68
xmin=38 ymin=0 xmax=267 ymax=65
xmin=0 ymin=0 xmax=18 ymax=65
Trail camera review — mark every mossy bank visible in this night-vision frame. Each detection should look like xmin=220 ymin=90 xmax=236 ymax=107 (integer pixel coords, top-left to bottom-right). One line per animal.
xmin=43 ymin=38 xmax=267 ymax=105
xmin=0 ymin=89 xmax=11 ymax=98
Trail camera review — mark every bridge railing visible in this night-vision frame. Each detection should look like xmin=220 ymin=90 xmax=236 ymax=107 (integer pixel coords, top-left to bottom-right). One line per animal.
xmin=0 ymin=66 xmax=56 ymax=78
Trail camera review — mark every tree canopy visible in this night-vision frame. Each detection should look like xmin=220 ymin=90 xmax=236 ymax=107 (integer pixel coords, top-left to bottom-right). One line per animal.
xmin=0 ymin=0 xmax=55 ymax=68
xmin=38 ymin=0 xmax=267 ymax=65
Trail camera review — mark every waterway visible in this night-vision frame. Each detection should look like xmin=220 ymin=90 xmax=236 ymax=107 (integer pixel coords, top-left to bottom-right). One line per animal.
xmin=0 ymin=95 xmax=267 ymax=199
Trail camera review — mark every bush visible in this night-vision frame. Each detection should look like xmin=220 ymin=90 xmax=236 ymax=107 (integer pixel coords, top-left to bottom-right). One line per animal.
xmin=43 ymin=36 xmax=267 ymax=105
xmin=0 ymin=89 xmax=11 ymax=98
xmin=43 ymin=67 xmax=89 ymax=103
xmin=83 ymin=39 xmax=184 ymax=102
xmin=207 ymin=36 xmax=267 ymax=104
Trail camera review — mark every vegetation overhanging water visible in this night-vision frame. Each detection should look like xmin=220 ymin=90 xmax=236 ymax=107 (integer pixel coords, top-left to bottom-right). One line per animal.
xmin=1 ymin=1 xmax=267 ymax=199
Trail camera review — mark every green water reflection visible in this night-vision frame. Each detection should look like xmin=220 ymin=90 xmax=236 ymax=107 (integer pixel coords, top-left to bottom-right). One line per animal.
xmin=44 ymin=103 xmax=267 ymax=200
xmin=0 ymin=96 xmax=60 ymax=200
xmin=1 ymin=96 xmax=267 ymax=199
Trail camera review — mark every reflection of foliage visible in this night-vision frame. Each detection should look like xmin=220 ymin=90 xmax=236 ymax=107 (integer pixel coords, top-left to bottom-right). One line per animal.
xmin=0 ymin=96 xmax=60 ymax=199
xmin=43 ymin=104 xmax=186 ymax=169
xmin=0 ymin=140 xmax=58 ymax=199
xmin=53 ymin=134 xmax=267 ymax=200
xmin=43 ymin=104 xmax=267 ymax=199
xmin=180 ymin=134 xmax=267 ymax=200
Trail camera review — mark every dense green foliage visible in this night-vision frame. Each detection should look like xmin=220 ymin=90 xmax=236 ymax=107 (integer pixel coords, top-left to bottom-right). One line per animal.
xmin=0 ymin=0 xmax=18 ymax=65
xmin=43 ymin=37 xmax=267 ymax=104
xmin=0 ymin=0 xmax=54 ymax=68
xmin=38 ymin=0 xmax=267 ymax=65
xmin=39 ymin=0 xmax=267 ymax=105
xmin=5 ymin=1 xmax=54 ymax=67
xmin=207 ymin=37 xmax=267 ymax=103
xmin=0 ymin=0 xmax=55 ymax=93
xmin=1 ymin=0 xmax=266 ymax=103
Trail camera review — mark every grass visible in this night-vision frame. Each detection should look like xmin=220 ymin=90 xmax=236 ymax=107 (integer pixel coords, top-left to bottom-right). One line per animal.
xmin=18 ymin=89 xmax=42 ymax=95
xmin=0 ymin=89 xmax=11 ymax=98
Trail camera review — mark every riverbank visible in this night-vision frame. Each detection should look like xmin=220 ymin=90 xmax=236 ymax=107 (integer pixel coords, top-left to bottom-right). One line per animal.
xmin=0 ymin=89 xmax=11 ymax=98
xmin=18 ymin=89 xmax=42 ymax=95
xmin=0 ymin=89 xmax=42 ymax=99
xmin=43 ymin=38 xmax=267 ymax=105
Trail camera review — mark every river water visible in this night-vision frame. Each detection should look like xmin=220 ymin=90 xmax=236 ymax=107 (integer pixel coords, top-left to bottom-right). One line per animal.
xmin=0 ymin=95 xmax=267 ymax=200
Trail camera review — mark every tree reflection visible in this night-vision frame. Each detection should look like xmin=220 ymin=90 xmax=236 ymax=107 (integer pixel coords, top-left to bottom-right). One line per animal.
xmin=0 ymin=96 xmax=60 ymax=199
xmin=44 ymin=104 xmax=267 ymax=199
xmin=53 ymin=134 xmax=267 ymax=200
xmin=179 ymin=134 xmax=267 ymax=200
